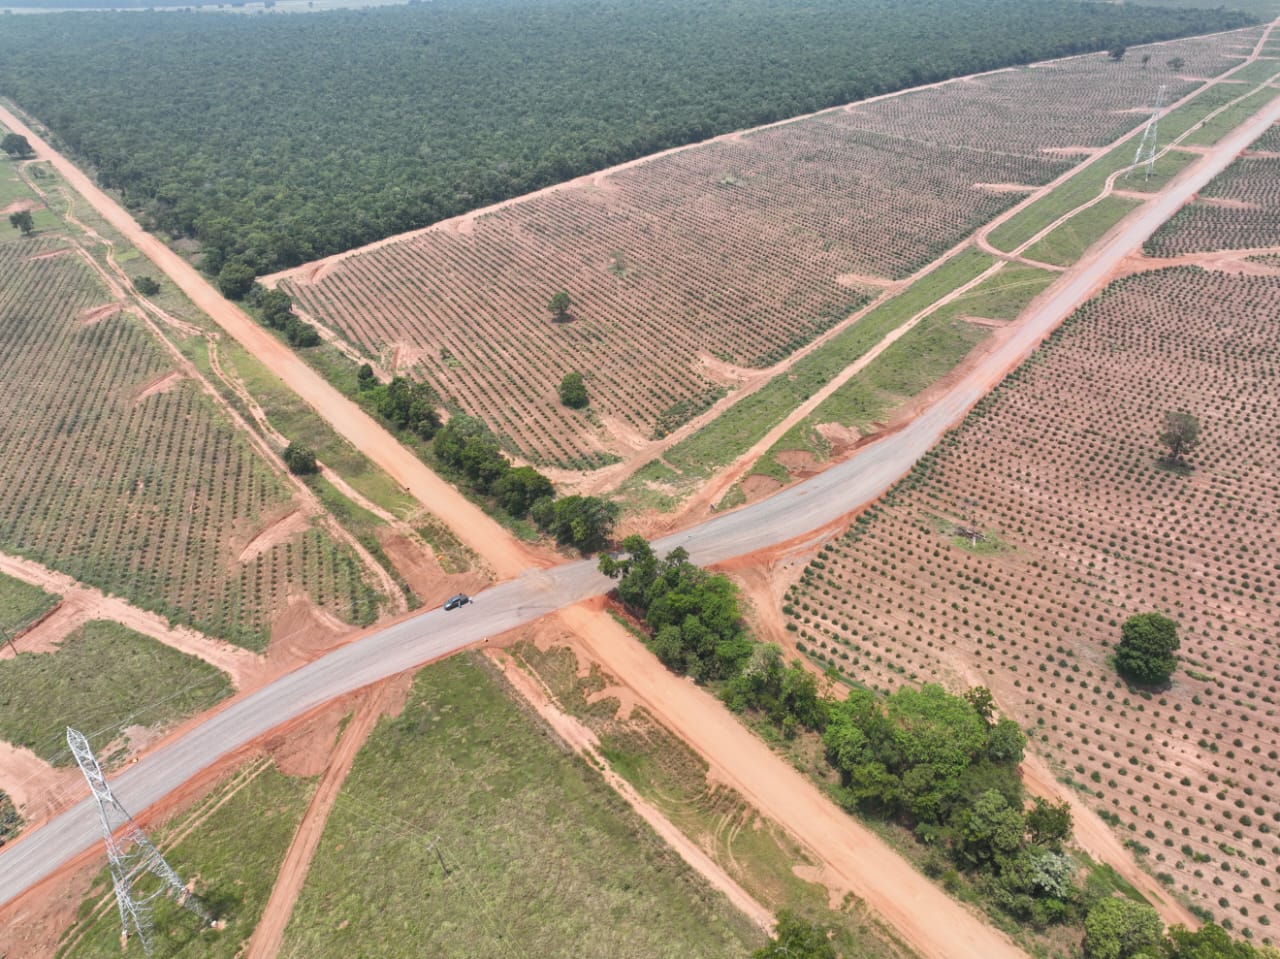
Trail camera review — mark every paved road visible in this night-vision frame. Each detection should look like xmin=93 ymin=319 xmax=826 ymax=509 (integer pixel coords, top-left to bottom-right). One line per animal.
xmin=3 ymin=90 xmax=1279 ymax=909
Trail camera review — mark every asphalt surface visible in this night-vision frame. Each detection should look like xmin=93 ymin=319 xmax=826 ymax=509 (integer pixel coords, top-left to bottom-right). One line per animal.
xmin=3 ymin=89 xmax=1279 ymax=909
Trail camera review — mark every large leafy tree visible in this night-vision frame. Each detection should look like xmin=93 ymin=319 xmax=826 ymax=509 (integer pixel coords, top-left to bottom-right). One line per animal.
xmin=7 ymin=210 xmax=34 ymax=236
xmin=1159 ymin=410 xmax=1200 ymax=466
xmin=1083 ymin=898 xmax=1162 ymax=959
xmin=1115 ymin=612 xmax=1179 ymax=686
xmin=0 ymin=133 xmax=32 ymax=158
xmin=599 ymin=536 xmax=750 ymax=679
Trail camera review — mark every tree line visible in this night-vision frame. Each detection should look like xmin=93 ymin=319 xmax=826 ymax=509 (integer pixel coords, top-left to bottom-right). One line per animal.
xmin=0 ymin=0 xmax=1253 ymax=287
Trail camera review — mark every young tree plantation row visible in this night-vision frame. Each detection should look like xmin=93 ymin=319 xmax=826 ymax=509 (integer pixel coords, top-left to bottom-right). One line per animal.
xmin=281 ymin=27 xmax=1259 ymax=472
xmin=786 ymin=265 xmax=1280 ymax=941
xmin=1146 ymin=124 xmax=1280 ymax=255
xmin=0 ymin=234 xmax=381 ymax=649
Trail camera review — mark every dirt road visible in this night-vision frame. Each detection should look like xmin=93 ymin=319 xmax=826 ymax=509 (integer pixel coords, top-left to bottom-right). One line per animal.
xmin=557 ymin=604 xmax=1025 ymax=959
xmin=0 ymin=100 xmax=528 ymax=582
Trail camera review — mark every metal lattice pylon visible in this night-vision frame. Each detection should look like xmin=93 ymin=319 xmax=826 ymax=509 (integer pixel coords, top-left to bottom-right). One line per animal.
xmin=66 ymin=727 xmax=207 ymax=956
xmin=1130 ymin=84 xmax=1168 ymax=179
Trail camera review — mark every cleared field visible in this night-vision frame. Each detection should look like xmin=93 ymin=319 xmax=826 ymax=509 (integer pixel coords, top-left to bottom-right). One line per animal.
xmin=784 ymin=266 xmax=1280 ymax=942
xmin=0 ymin=571 xmax=58 ymax=637
xmin=281 ymin=29 xmax=1256 ymax=472
xmin=0 ymin=620 xmax=231 ymax=767
xmin=280 ymin=655 xmax=761 ymax=958
xmin=1146 ymin=123 xmax=1280 ymax=255
xmin=57 ymin=758 xmax=314 ymax=959
xmin=0 ymin=217 xmax=382 ymax=648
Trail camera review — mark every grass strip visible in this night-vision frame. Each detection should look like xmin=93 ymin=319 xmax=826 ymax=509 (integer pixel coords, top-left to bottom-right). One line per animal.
xmin=1024 ymin=195 xmax=1143 ymax=266
xmin=658 ymin=249 xmax=994 ymax=481
xmin=0 ymin=620 xmax=232 ymax=767
xmin=1182 ymin=84 xmax=1280 ymax=146
xmin=281 ymin=654 xmax=760 ymax=959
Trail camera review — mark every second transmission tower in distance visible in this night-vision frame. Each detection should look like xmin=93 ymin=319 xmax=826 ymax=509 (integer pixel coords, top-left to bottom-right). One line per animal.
xmin=1130 ymin=84 xmax=1168 ymax=180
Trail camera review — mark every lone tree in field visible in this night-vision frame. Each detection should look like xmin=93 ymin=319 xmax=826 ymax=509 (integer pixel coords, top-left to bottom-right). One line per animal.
xmin=282 ymin=443 xmax=318 ymax=475
xmin=559 ymin=371 xmax=588 ymax=408
xmin=8 ymin=210 xmax=34 ymax=236
xmin=1167 ymin=56 xmax=1186 ymax=72
xmin=1108 ymin=44 xmax=1127 ymax=61
xmin=1 ymin=133 xmax=33 ymax=158
xmin=133 ymin=275 xmax=161 ymax=296
xmin=1159 ymin=410 xmax=1200 ymax=466
xmin=1115 ymin=612 xmax=1180 ymax=686
xmin=547 ymin=290 xmax=572 ymax=322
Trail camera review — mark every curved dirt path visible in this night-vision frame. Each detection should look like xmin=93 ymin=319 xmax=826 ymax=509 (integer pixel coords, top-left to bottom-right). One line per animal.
xmin=0 ymin=99 xmax=530 ymax=582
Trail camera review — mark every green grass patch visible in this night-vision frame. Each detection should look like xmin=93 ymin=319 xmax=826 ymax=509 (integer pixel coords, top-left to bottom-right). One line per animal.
xmin=989 ymin=149 xmax=1141 ymax=252
xmin=0 ymin=157 xmax=64 ymax=234
xmin=1024 ymin=195 xmax=1142 ymax=266
xmin=657 ymin=250 xmax=994 ymax=484
xmin=57 ymin=758 xmax=315 ymax=959
xmin=512 ymin=642 xmax=918 ymax=959
xmin=1158 ymin=81 xmax=1250 ymax=140
xmin=0 ymin=571 xmax=59 ymax=638
xmin=281 ymin=654 xmax=760 ymax=958
xmin=1116 ymin=147 xmax=1199 ymax=193
xmin=1182 ymin=83 xmax=1280 ymax=146
xmin=1078 ymin=851 xmax=1152 ymax=905
xmin=0 ymin=620 xmax=232 ymax=767
xmin=1221 ymin=57 xmax=1280 ymax=88
xmin=799 ymin=264 xmax=1053 ymax=435
xmin=219 ymin=340 xmax=418 ymax=517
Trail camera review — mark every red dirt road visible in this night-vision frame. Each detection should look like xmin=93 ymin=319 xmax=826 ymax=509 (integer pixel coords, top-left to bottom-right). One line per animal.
xmin=0 ymin=101 xmax=529 ymax=581
xmin=558 ymin=602 xmax=1027 ymax=959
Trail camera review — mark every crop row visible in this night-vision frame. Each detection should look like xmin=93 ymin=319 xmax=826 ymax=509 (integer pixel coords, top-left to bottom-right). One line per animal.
xmin=838 ymin=28 xmax=1259 ymax=157
xmin=0 ymin=236 xmax=380 ymax=649
xmin=1146 ymin=123 xmax=1280 ymax=255
xmin=785 ymin=266 xmax=1280 ymax=940
xmin=285 ymin=28 xmax=1260 ymax=473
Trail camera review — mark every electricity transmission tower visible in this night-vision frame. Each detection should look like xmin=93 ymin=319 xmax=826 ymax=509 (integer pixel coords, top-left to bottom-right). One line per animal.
xmin=67 ymin=727 xmax=209 ymax=956
xmin=1130 ymin=84 xmax=1167 ymax=180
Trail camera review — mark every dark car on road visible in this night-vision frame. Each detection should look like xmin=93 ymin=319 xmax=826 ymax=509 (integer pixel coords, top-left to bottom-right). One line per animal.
xmin=443 ymin=593 xmax=470 ymax=610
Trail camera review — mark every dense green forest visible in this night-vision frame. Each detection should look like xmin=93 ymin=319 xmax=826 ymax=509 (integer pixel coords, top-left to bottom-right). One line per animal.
xmin=0 ymin=0 xmax=1254 ymax=278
